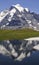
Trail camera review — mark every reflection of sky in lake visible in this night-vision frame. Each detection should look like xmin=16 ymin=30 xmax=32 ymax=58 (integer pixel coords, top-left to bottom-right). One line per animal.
xmin=0 ymin=51 xmax=39 ymax=65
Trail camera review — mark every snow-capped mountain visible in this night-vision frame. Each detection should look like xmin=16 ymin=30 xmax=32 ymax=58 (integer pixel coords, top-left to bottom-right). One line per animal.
xmin=0 ymin=4 xmax=39 ymax=30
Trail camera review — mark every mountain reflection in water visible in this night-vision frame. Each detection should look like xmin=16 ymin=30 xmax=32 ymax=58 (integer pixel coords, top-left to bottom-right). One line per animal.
xmin=0 ymin=40 xmax=39 ymax=65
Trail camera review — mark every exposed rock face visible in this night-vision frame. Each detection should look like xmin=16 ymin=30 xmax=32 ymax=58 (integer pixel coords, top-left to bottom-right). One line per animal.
xmin=0 ymin=4 xmax=39 ymax=30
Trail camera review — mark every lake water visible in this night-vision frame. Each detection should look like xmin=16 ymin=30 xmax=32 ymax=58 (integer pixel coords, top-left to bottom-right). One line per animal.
xmin=0 ymin=51 xmax=39 ymax=65
xmin=0 ymin=40 xmax=39 ymax=65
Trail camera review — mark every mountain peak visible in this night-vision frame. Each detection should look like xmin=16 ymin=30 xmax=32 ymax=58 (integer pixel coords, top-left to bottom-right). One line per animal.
xmin=0 ymin=4 xmax=39 ymax=31
xmin=25 ymin=8 xmax=29 ymax=12
xmin=12 ymin=4 xmax=21 ymax=8
xmin=13 ymin=4 xmax=24 ymax=12
xmin=14 ymin=4 xmax=21 ymax=7
xmin=11 ymin=4 xmax=29 ymax=13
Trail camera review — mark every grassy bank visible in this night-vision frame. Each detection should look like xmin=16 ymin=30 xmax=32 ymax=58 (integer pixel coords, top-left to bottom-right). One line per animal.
xmin=0 ymin=28 xmax=39 ymax=40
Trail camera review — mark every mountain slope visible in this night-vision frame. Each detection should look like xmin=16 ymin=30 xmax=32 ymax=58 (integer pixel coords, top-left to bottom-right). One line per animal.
xmin=0 ymin=4 xmax=39 ymax=31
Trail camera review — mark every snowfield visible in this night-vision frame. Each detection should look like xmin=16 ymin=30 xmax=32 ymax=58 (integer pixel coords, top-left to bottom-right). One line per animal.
xmin=24 ymin=37 xmax=39 ymax=41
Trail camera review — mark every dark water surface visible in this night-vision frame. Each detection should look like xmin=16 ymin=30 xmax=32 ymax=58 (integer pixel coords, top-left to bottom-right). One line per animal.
xmin=0 ymin=51 xmax=39 ymax=65
xmin=0 ymin=40 xmax=39 ymax=65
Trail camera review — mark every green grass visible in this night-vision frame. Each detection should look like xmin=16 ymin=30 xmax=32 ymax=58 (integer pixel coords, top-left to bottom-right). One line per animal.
xmin=0 ymin=28 xmax=39 ymax=40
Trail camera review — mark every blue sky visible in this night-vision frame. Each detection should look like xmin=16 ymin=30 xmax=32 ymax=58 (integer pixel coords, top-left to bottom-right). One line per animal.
xmin=0 ymin=0 xmax=39 ymax=13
